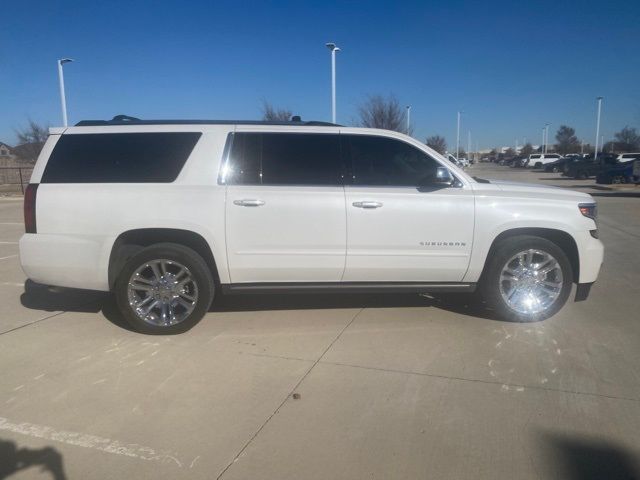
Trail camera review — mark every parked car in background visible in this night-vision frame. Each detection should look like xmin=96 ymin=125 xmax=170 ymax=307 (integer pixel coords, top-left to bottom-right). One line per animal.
xmin=498 ymin=156 xmax=517 ymax=166
xmin=458 ymin=157 xmax=470 ymax=167
xmin=564 ymin=153 xmax=618 ymax=179
xmin=445 ymin=153 xmax=463 ymax=167
xmin=528 ymin=153 xmax=563 ymax=168
xmin=509 ymin=156 xmax=529 ymax=168
xmin=615 ymin=153 xmax=640 ymax=163
xmin=596 ymin=162 xmax=635 ymax=184
xmin=544 ymin=156 xmax=581 ymax=173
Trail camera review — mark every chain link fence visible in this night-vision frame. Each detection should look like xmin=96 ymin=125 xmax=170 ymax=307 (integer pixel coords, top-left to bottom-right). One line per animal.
xmin=0 ymin=167 xmax=33 ymax=194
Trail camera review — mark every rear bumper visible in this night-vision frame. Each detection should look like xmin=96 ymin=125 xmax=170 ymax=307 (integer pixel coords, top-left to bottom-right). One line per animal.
xmin=19 ymin=233 xmax=111 ymax=291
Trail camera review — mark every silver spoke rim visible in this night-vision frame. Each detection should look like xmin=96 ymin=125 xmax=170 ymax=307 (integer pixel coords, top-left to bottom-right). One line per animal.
xmin=499 ymin=249 xmax=563 ymax=315
xmin=127 ymin=259 xmax=199 ymax=327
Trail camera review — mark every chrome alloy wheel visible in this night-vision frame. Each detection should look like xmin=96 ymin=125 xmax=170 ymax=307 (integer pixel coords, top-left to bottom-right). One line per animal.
xmin=127 ymin=259 xmax=199 ymax=326
xmin=499 ymin=249 xmax=563 ymax=315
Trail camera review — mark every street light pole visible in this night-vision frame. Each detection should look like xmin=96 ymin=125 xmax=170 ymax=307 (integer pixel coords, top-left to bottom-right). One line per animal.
xmin=325 ymin=43 xmax=340 ymax=124
xmin=57 ymin=58 xmax=74 ymax=127
xmin=467 ymin=131 xmax=471 ymax=158
xmin=406 ymin=105 xmax=411 ymax=133
xmin=544 ymin=123 xmax=550 ymax=154
xmin=594 ymin=96 xmax=603 ymax=161
xmin=541 ymin=127 xmax=545 ymax=153
xmin=456 ymin=111 xmax=462 ymax=159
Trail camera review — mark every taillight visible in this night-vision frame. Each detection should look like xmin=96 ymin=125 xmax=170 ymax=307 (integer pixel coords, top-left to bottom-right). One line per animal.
xmin=24 ymin=183 xmax=38 ymax=233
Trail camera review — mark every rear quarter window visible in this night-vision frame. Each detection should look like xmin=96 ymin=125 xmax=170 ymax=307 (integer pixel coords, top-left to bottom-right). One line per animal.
xmin=41 ymin=132 xmax=201 ymax=183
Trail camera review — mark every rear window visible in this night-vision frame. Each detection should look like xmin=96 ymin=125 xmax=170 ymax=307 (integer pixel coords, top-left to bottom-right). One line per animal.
xmin=41 ymin=132 xmax=201 ymax=183
xmin=530 ymin=154 xmax=541 ymax=159
xmin=224 ymin=132 xmax=342 ymax=186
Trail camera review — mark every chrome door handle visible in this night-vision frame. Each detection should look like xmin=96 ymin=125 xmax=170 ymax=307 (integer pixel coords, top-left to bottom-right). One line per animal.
xmin=352 ymin=201 xmax=383 ymax=209
xmin=233 ymin=199 xmax=265 ymax=207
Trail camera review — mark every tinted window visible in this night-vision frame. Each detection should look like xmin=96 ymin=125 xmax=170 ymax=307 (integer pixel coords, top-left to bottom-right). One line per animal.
xmin=226 ymin=133 xmax=341 ymax=185
xmin=224 ymin=132 xmax=262 ymax=184
xmin=42 ymin=132 xmax=201 ymax=183
xmin=345 ymin=135 xmax=440 ymax=186
xmin=530 ymin=154 xmax=541 ymax=159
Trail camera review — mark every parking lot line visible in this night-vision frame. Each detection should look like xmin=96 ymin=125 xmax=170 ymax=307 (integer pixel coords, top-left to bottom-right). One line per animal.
xmin=0 ymin=254 xmax=18 ymax=261
xmin=0 ymin=415 xmax=193 ymax=468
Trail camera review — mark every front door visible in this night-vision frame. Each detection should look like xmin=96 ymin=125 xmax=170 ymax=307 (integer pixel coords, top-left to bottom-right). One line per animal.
xmin=224 ymin=131 xmax=346 ymax=283
xmin=342 ymin=134 xmax=474 ymax=282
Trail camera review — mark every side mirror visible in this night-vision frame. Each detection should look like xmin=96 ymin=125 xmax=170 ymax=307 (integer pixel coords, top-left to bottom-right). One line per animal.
xmin=434 ymin=166 xmax=454 ymax=185
xmin=418 ymin=166 xmax=455 ymax=189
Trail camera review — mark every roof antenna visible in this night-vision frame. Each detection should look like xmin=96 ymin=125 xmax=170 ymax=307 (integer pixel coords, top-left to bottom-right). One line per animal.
xmin=291 ymin=115 xmax=302 ymax=122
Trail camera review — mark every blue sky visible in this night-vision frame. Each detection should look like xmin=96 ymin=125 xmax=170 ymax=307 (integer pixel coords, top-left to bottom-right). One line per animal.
xmin=2 ymin=0 xmax=639 ymax=150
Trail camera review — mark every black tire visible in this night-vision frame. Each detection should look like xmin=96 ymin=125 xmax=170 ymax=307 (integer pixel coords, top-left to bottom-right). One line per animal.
xmin=480 ymin=235 xmax=573 ymax=322
xmin=534 ymin=162 xmax=542 ymax=168
xmin=115 ymin=243 xmax=215 ymax=334
xmin=551 ymin=166 xmax=559 ymax=173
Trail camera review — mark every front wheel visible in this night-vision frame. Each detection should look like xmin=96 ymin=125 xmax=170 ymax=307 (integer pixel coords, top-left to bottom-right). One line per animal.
xmin=481 ymin=236 xmax=573 ymax=322
xmin=115 ymin=243 xmax=215 ymax=334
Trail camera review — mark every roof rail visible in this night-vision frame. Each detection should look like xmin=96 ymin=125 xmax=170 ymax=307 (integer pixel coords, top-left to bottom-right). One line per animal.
xmin=75 ymin=115 xmax=341 ymax=127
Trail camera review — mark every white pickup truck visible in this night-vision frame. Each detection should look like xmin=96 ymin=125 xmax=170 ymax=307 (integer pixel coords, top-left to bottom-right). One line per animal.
xmin=20 ymin=117 xmax=603 ymax=334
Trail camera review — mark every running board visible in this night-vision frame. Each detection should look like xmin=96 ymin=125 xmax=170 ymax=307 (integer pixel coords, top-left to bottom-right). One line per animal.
xmin=221 ymin=282 xmax=476 ymax=295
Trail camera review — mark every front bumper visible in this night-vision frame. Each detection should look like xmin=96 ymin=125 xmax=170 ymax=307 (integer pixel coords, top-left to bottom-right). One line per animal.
xmin=575 ymin=230 xmax=604 ymax=284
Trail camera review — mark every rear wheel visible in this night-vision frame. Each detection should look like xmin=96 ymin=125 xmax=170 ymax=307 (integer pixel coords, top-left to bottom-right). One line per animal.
xmin=481 ymin=236 xmax=573 ymax=322
xmin=551 ymin=166 xmax=559 ymax=173
xmin=534 ymin=162 xmax=542 ymax=168
xmin=115 ymin=243 xmax=214 ymax=334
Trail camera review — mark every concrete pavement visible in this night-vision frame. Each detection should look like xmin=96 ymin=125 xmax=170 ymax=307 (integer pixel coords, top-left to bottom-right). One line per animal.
xmin=0 ymin=166 xmax=639 ymax=479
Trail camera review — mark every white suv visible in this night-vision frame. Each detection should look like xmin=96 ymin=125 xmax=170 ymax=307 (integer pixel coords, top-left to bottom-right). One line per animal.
xmin=528 ymin=153 xmax=563 ymax=168
xmin=20 ymin=117 xmax=604 ymax=334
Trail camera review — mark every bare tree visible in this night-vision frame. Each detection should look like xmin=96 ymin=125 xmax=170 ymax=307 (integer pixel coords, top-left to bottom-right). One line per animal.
xmin=425 ymin=135 xmax=447 ymax=154
xmin=613 ymin=126 xmax=640 ymax=152
xmin=520 ymin=143 xmax=534 ymax=156
xmin=555 ymin=125 xmax=580 ymax=154
xmin=356 ymin=94 xmax=412 ymax=135
xmin=261 ymin=101 xmax=293 ymax=121
xmin=14 ymin=120 xmax=49 ymax=163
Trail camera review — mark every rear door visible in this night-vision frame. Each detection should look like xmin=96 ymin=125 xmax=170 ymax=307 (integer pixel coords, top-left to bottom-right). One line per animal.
xmin=224 ymin=131 xmax=347 ymax=283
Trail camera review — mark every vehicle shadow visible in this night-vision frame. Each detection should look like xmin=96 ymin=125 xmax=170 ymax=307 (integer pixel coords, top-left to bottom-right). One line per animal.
xmin=536 ymin=431 xmax=640 ymax=480
xmin=0 ymin=438 xmax=67 ymax=480
xmin=19 ymin=280 xmax=514 ymax=330
xmin=211 ymin=291 xmax=501 ymax=320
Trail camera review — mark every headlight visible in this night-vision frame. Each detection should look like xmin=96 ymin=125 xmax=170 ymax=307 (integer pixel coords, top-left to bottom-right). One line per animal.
xmin=578 ymin=203 xmax=597 ymax=220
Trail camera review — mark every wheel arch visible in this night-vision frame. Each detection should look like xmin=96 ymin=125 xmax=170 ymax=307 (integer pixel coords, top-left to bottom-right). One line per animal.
xmin=479 ymin=227 xmax=580 ymax=284
xmin=108 ymin=228 xmax=221 ymax=289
